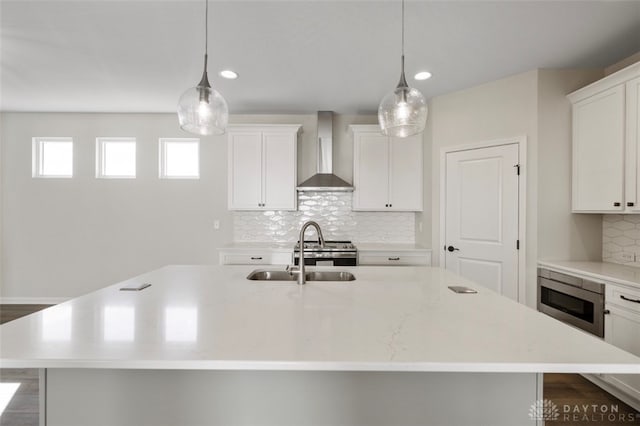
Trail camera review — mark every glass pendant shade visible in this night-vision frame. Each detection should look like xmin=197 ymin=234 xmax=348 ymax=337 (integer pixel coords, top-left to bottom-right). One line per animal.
xmin=177 ymin=79 xmax=228 ymax=136
xmin=378 ymin=0 xmax=428 ymax=138
xmin=177 ymin=0 xmax=229 ymax=136
xmin=378 ymin=85 xmax=428 ymax=138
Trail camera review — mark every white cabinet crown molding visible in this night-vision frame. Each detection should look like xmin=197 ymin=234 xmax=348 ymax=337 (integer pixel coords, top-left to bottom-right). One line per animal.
xmin=568 ymin=61 xmax=640 ymax=102
xmin=227 ymin=124 xmax=302 ymax=134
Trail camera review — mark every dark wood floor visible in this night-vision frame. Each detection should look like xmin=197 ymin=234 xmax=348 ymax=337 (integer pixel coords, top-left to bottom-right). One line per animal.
xmin=545 ymin=373 xmax=640 ymax=425
xmin=1 ymin=305 xmax=639 ymax=425
xmin=0 ymin=305 xmax=50 ymax=326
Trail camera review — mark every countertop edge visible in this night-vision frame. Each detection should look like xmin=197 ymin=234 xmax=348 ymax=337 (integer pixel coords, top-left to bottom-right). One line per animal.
xmin=538 ymin=260 xmax=640 ymax=290
xmin=2 ymin=359 xmax=639 ymax=373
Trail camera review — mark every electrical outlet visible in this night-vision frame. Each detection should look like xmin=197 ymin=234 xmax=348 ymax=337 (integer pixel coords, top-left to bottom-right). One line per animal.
xmin=214 ymin=220 xmax=220 ymax=230
xmin=620 ymin=251 xmax=635 ymax=262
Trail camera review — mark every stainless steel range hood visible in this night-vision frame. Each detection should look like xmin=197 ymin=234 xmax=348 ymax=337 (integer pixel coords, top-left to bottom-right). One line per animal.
xmin=296 ymin=111 xmax=354 ymax=192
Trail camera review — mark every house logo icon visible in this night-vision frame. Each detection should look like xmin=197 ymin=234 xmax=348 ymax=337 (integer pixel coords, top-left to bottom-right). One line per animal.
xmin=529 ymin=399 xmax=560 ymax=421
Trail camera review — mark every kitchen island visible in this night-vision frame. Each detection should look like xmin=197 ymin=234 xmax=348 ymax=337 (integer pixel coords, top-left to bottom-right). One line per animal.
xmin=2 ymin=265 xmax=640 ymax=425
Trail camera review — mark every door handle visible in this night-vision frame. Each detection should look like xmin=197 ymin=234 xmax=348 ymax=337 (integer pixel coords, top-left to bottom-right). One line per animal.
xmin=614 ymin=202 xmax=621 ymax=207
xmin=447 ymin=246 xmax=460 ymax=252
xmin=620 ymin=295 xmax=640 ymax=304
xmin=628 ymin=202 xmax=635 ymax=207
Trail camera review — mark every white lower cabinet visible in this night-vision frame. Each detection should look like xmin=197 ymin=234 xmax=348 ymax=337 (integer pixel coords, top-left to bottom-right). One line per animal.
xmin=359 ymin=249 xmax=431 ymax=266
xmin=219 ymin=249 xmax=292 ymax=265
xmin=603 ymin=283 xmax=640 ymax=403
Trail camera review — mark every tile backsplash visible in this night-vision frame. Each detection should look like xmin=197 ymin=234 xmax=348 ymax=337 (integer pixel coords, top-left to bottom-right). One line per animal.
xmin=233 ymin=191 xmax=415 ymax=243
xmin=603 ymin=215 xmax=640 ymax=267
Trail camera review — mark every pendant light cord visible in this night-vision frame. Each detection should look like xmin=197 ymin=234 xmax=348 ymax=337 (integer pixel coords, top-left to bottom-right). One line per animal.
xmin=205 ymin=0 xmax=208 ymax=58
xmin=203 ymin=0 xmax=208 ymax=72
xmin=401 ymin=0 xmax=405 ymax=58
xmin=198 ymin=0 xmax=211 ymax=89
xmin=397 ymin=0 xmax=408 ymax=89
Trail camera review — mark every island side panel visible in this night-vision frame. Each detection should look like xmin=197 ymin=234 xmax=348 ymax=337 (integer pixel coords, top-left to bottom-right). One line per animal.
xmin=46 ymin=369 xmax=539 ymax=426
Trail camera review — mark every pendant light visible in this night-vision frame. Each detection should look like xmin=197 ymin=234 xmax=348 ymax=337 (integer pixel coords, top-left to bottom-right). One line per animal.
xmin=177 ymin=0 xmax=228 ymax=136
xmin=378 ymin=0 xmax=428 ymax=138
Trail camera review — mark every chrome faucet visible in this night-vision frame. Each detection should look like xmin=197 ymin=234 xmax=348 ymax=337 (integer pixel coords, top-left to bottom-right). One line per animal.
xmin=297 ymin=220 xmax=325 ymax=285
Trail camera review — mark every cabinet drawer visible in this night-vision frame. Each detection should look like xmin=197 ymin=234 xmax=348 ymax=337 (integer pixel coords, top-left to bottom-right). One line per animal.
xmin=220 ymin=252 xmax=292 ymax=265
xmin=607 ymin=284 xmax=640 ymax=313
xmin=359 ymin=253 xmax=431 ymax=266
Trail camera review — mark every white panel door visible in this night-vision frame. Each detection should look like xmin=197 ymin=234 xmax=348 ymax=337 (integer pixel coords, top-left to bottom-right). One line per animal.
xmin=263 ymin=133 xmax=296 ymax=210
xmin=626 ymin=76 xmax=640 ymax=212
xmin=228 ymin=132 xmax=262 ymax=209
xmin=572 ymin=85 xmax=625 ymax=212
xmin=444 ymin=144 xmax=519 ymax=301
xmin=389 ymin=134 xmax=423 ymax=211
xmin=353 ymin=133 xmax=390 ymax=210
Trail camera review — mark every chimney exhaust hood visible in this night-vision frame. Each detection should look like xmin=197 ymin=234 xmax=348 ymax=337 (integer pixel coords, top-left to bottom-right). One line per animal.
xmin=296 ymin=111 xmax=354 ymax=192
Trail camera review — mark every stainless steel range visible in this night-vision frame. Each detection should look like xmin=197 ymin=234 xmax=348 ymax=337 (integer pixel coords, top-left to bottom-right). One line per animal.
xmin=293 ymin=240 xmax=358 ymax=266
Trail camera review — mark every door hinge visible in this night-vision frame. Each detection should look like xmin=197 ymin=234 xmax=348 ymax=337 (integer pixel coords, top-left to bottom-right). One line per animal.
xmin=516 ymin=240 xmax=520 ymax=250
xmin=514 ymin=164 xmax=520 ymax=175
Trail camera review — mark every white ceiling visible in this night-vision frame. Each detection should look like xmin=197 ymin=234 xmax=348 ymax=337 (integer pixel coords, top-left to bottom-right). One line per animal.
xmin=1 ymin=0 xmax=639 ymax=114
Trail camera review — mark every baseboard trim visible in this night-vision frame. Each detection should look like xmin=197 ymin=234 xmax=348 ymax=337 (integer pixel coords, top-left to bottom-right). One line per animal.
xmin=582 ymin=373 xmax=640 ymax=412
xmin=0 ymin=297 xmax=69 ymax=305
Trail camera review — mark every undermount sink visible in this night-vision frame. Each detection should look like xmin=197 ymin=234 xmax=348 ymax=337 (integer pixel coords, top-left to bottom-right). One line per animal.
xmin=247 ymin=269 xmax=355 ymax=282
xmin=305 ymin=271 xmax=355 ymax=281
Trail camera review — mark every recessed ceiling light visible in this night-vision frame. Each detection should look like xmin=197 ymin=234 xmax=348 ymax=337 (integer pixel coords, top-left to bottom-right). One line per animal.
xmin=414 ymin=71 xmax=432 ymax=81
xmin=219 ymin=70 xmax=238 ymax=80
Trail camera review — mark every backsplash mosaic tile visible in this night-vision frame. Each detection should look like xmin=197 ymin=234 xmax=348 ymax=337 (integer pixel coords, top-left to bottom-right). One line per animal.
xmin=603 ymin=215 xmax=640 ymax=267
xmin=233 ymin=191 xmax=415 ymax=243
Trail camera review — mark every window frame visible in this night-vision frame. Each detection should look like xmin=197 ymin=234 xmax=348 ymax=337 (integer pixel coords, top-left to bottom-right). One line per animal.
xmin=158 ymin=138 xmax=200 ymax=179
xmin=95 ymin=137 xmax=137 ymax=179
xmin=32 ymin=137 xmax=74 ymax=178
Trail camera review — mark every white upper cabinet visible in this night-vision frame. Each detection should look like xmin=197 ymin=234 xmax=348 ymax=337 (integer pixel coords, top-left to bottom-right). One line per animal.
xmin=569 ymin=63 xmax=640 ymax=213
xmin=227 ymin=125 xmax=300 ymax=210
xmin=625 ymin=75 xmax=640 ymax=212
xmin=351 ymin=125 xmax=423 ymax=211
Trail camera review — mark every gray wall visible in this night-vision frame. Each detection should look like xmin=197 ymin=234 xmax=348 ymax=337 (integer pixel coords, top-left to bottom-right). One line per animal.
xmin=418 ymin=68 xmax=605 ymax=307
xmin=0 ymin=113 xmax=376 ymax=300
xmin=426 ymin=70 xmax=540 ymax=306
xmin=537 ymin=69 xmax=603 ymax=262
xmin=0 ymin=70 xmax=608 ymax=302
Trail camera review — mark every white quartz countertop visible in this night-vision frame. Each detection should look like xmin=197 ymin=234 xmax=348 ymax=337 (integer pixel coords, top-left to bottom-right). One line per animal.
xmin=1 ymin=265 xmax=639 ymax=373
xmin=538 ymin=260 xmax=640 ymax=290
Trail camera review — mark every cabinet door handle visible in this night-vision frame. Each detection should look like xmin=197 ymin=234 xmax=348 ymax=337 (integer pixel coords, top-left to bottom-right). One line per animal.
xmin=614 ymin=202 xmax=621 ymax=207
xmin=620 ymin=295 xmax=640 ymax=304
xmin=250 ymin=256 xmax=263 ymax=260
xmin=385 ymin=204 xmax=389 ymax=207
xmin=628 ymin=202 xmax=635 ymax=207
xmin=389 ymin=204 xmax=392 ymax=207
xmin=388 ymin=257 xmax=400 ymax=261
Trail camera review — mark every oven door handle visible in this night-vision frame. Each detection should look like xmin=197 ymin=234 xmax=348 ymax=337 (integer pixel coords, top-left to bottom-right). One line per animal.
xmin=620 ymin=295 xmax=640 ymax=304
